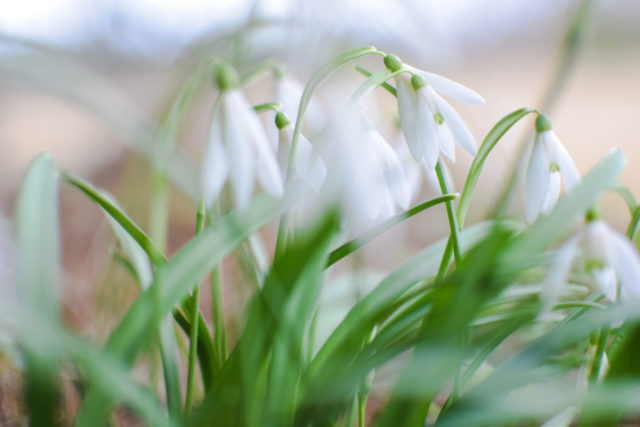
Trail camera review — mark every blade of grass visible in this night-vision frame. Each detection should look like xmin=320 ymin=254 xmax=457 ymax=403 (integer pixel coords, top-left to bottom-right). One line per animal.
xmin=326 ymin=193 xmax=458 ymax=267
xmin=15 ymin=152 xmax=60 ymax=427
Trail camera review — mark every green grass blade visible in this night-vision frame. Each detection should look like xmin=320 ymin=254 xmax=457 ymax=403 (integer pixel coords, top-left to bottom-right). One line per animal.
xmin=15 ymin=152 xmax=61 ymax=426
xmin=76 ymin=187 xmax=298 ymax=423
xmin=62 ymin=171 xmax=165 ymax=265
xmin=457 ymin=107 xmax=536 ymax=226
xmin=326 ymin=194 xmax=458 ymax=267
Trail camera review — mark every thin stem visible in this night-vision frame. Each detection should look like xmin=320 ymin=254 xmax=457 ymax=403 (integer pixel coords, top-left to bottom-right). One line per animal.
xmin=274 ymin=46 xmax=382 ymax=258
xmin=588 ymin=326 xmax=610 ymax=384
xmin=211 ymin=265 xmax=228 ymax=368
xmin=185 ymin=200 xmax=206 ymax=412
xmin=436 ymin=162 xmax=462 ymax=265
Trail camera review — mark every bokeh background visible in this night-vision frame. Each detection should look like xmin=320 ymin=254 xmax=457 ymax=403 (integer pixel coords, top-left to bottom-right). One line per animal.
xmin=0 ymin=0 xmax=639 ymax=421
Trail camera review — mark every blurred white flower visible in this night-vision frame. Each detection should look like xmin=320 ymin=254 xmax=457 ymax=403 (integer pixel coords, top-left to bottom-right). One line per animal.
xmin=524 ymin=115 xmax=580 ymax=224
xmin=275 ymin=111 xmax=327 ymax=193
xmin=541 ymin=218 xmax=640 ymax=305
xmin=581 ymin=219 xmax=640 ymax=301
xmin=320 ymin=109 xmax=411 ymax=226
xmin=275 ymin=72 xmax=325 ymax=133
xmin=384 ymin=55 xmax=484 ymax=169
xmin=202 ymin=64 xmax=283 ymax=207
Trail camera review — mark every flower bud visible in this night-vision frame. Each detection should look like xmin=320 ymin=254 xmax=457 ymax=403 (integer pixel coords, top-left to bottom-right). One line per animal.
xmin=275 ymin=111 xmax=291 ymax=130
xmin=535 ymin=114 xmax=552 ymax=133
xmin=411 ymin=74 xmax=427 ymax=91
xmin=383 ymin=54 xmax=403 ymax=73
xmin=214 ymin=63 xmax=240 ymax=91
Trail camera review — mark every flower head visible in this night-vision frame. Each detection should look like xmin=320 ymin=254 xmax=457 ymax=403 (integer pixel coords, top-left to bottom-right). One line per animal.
xmin=320 ymin=109 xmax=411 ymax=227
xmin=275 ymin=111 xmax=327 ymax=192
xmin=524 ymin=115 xmax=580 ymax=224
xmin=385 ymin=55 xmax=484 ymax=169
xmin=541 ymin=217 xmax=640 ymax=307
xmin=581 ymin=219 xmax=640 ymax=301
xmin=202 ymin=63 xmax=284 ymax=207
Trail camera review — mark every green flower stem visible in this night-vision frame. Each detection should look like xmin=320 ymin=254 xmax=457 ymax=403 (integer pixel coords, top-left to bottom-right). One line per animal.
xmin=211 ymin=265 xmax=227 ymax=368
xmin=185 ymin=200 xmax=206 ymax=413
xmin=436 ymin=161 xmax=462 ymax=265
xmin=588 ymin=326 xmax=610 ymax=384
xmin=252 ymin=101 xmax=282 ymax=114
xmin=274 ymin=46 xmax=382 ymax=258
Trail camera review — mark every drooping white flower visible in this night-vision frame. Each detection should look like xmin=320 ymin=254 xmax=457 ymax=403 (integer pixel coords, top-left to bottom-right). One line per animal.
xmin=274 ymin=111 xmax=327 ymax=192
xmin=581 ymin=219 xmax=640 ymax=301
xmin=202 ymin=63 xmax=284 ymax=207
xmin=524 ymin=115 xmax=580 ymax=224
xmin=320 ymin=109 xmax=412 ymax=226
xmin=383 ymin=54 xmax=484 ymax=169
xmin=274 ymin=72 xmax=325 ymax=133
xmin=541 ymin=217 xmax=640 ymax=305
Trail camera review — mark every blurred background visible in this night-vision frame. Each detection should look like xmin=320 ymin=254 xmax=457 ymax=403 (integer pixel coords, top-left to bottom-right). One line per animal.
xmin=0 ymin=0 xmax=640 ymax=420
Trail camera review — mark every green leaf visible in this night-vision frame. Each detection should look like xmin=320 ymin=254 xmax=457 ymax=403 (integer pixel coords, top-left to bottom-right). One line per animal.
xmin=348 ymin=69 xmax=401 ymax=105
xmin=195 ymin=211 xmax=341 ymax=426
xmin=76 ymin=187 xmax=298 ymax=423
xmin=457 ymin=107 xmax=536 ymax=226
xmin=15 ymin=152 xmax=60 ymax=426
xmin=62 ymin=172 xmax=165 ymax=265
xmin=326 ymin=194 xmax=458 ymax=267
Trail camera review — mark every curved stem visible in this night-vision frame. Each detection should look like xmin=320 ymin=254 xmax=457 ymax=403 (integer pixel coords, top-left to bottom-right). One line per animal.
xmin=274 ymin=46 xmax=382 ymax=258
xmin=436 ymin=161 xmax=462 ymax=265
xmin=185 ymin=200 xmax=206 ymax=413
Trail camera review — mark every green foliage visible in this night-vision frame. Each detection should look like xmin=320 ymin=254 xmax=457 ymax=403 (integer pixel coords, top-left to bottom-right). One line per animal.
xmin=6 ymin=38 xmax=640 ymax=427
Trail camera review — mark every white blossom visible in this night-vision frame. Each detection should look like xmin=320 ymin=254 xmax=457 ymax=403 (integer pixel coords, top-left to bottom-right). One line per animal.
xmin=524 ymin=115 xmax=580 ymax=224
xmin=275 ymin=112 xmax=327 ymax=193
xmin=581 ymin=220 xmax=640 ymax=301
xmin=202 ymin=89 xmax=283 ymax=208
xmin=388 ymin=57 xmax=483 ymax=169
xmin=320 ymin=109 xmax=412 ymax=227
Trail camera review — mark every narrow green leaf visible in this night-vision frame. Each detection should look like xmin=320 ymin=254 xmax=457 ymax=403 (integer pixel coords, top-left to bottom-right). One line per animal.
xmin=62 ymin=172 xmax=165 ymax=265
xmin=353 ymin=65 xmax=397 ymax=97
xmin=15 ymin=152 xmax=60 ymax=426
xmin=458 ymin=107 xmax=537 ymax=226
xmin=77 ymin=187 xmax=298 ymax=423
xmin=326 ymin=194 xmax=458 ymax=267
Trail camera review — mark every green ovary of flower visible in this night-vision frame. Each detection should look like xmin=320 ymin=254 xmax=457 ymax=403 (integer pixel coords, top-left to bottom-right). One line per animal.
xmin=584 ymin=258 xmax=605 ymax=273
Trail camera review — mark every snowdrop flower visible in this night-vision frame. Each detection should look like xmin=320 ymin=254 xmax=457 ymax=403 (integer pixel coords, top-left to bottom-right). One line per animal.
xmin=320 ymin=109 xmax=411 ymax=227
xmin=524 ymin=115 xmax=580 ymax=224
xmin=541 ymin=216 xmax=640 ymax=306
xmin=383 ymin=54 xmax=484 ymax=169
xmin=202 ymin=63 xmax=284 ymax=208
xmin=274 ymin=111 xmax=327 ymax=192
xmin=580 ymin=219 xmax=640 ymax=301
xmin=274 ymin=70 xmax=325 ymax=133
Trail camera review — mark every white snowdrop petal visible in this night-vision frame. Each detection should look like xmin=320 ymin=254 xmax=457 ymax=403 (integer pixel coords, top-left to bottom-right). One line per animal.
xmin=367 ymin=129 xmax=411 ymax=209
xmin=277 ymin=126 xmax=292 ymax=174
xmin=544 ymin=131 xmax=581 ymax=191
xmin=434 ymin=93 xmax=477 ymax=156
xmin=593 ymin=267 xmax=617 ymax=301
xmin=407 ymin=66 xmax=486 ymax=105
xmin=254 ymin=134 xmax=284 ymax=198
xmin=605 ymin=225 xmax=640 ymax=299
xmin=395 ymin=75 xmax=424 ymax=160
xmin=202 ymin=130 xmax=229 ymax=207
xmin=541 ymin=171 xmax=561 ymax=215
xmin=524 ymin=137 xmax=551 ymax=224
xmin=415 ymin=95 xmax=440 ymax=169
xmin=224 ymin=101 xmax=256 ymax=206
xmin=422 ymin=160 xmax=441 ymax=192
xmin=296 ymin=132 xmax=327 ymax=192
